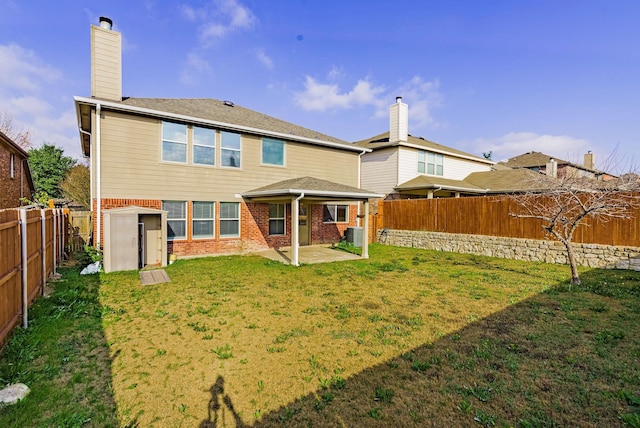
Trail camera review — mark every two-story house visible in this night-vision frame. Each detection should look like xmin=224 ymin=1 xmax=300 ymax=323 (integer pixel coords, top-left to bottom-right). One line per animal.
xmin=500 ymin=151 xmax=616 ymax=181
xmin=74 ymin=18 xmax=380 ymax=271
xmin=0 ymin=130 xmax=35 ymax=209
xmin=355 ymin=97 xmax=494 ymax=200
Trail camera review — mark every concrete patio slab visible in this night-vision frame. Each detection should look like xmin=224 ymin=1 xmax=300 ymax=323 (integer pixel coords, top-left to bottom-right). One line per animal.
xmin=256 ymin=245 xmax=361 ymax=265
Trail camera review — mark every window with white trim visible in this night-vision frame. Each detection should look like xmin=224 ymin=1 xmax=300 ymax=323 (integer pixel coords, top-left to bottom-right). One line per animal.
xmin=323 ymin=204 xmax=348 ymax=223
xmin=10 ymin=153 xmax=15 ymax=178
xmin=162 ymin=122 xmax=187 ymax=163
xmin=269 ymin=203 xmax=286 ymax=235
xmin=221 ymin=131 xmax=241 ymax=168
xmin=192 ymin=201 xmax=214 ymax=239
xmin=163 ymin=201 xmax=186 ymax=240
xmin=193 ymin=127 xmax=215 ymax=166
xmin=219 ymin=202 xmax=240 ymax=237
xmin=262 ymin=138 xmax=284 ymax=166
xmin=418 ymin=150 xmax=444 ymax=176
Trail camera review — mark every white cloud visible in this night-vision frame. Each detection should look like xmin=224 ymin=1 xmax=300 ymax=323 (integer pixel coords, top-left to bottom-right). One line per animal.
xmin=186 ymin=0 xmax=256 ymax=47
xmin=181 ymin=4 xmax=197 ymax=21
xmin=0 ymin=44 xmax=60 ymax=92
xmin=180 ymin=51 xmax=212 ymax=85
xmin=0 ymin=43 xmax=82 ymax=158
xmin=294 ymin=76 xmax=386 ymax=111
xmin=468 ymin=132 xmax=592 ymax=163
xmin=376 ymin=76 xmax=443 ymax=130
xmin=255 ymin=49 xmax=273 ymax=69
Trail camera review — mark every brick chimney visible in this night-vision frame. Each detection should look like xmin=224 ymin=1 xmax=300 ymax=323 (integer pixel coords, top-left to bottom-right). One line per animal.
xmin=389 ymin=96 xmax=408 ymax=143
xmin=584 ymin=151 xmax=595 ymax=170
xmin=91 ymin=17 xmax=122 ymax=101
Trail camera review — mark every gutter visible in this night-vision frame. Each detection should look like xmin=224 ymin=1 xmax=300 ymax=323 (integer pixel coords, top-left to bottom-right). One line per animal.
xmin=96 ymin=103 xmax=102 ymax=247
xmin=241 ymin=188 xmax=384 ymax=199
xmin=74 ymin=96 xmax=371 ymax=154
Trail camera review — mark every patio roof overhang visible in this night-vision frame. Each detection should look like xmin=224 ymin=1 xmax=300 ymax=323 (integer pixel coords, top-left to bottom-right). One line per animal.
xmin=395 ymin=175 xmax=487 ymax=195
xmin=241 ymin=177 xmax=384 ymax=266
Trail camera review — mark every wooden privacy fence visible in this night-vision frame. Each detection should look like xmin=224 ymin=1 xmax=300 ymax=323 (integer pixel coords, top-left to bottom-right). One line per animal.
xmin=376 ymin=195 xmax=640 ymax=247
xmin=0 ymin=208 xmax=68 ymax=349
xmin=68 ymin=210 xmax=92 ymax=252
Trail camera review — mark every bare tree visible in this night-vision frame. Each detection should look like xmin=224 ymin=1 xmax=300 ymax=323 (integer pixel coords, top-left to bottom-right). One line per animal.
xmin=0 ymin=112 xmax=32 ymax=149
xmin=510 ymin=165 xmax=640 ymax=286
xmin=61 ymin=163 xmax=91 ymax=209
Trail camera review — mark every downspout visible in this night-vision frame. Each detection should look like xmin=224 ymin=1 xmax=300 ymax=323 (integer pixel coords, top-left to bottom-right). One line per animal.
xmin=357 ymin=149 xmax=367 ymax=227
xmin=79 ymin=127 xmax=93 ymax=230
xmin=95 ymin=103 xmax=102 ymax=248
xmin=292 ymin=192 xmax=305 ymax=267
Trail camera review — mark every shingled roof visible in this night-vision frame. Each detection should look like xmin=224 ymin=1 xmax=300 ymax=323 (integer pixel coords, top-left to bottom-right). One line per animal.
xmin=75 ymin=96 xmax=364 ymax=156
xmin=501 ymin=151 xmax=573 ymax=169
xmin=353 ymin=132 xmax=490 ymax=164
xmin=119 ymin=98 xmax=349 ymax=145
xmin=242 ymin=176 xmax=382 ymax=200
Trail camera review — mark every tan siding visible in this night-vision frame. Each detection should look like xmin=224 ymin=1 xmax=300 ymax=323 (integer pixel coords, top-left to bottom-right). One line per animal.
xmin=91 ymin=25 xmax=122 ymax=101
xmin=98 ymin=111 xmax=360 ymax=201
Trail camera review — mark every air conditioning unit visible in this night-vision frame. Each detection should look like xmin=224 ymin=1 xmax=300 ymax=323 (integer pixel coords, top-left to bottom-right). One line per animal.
xmin=345 ymin=226 xmax=363 ymax=247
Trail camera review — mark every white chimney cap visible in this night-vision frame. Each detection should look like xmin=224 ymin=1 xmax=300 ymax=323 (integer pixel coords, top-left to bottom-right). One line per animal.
xmin=99 ymin=17 xmax=113 ymax=30
xmin=396 ymin=96 xmax=403 ymax=103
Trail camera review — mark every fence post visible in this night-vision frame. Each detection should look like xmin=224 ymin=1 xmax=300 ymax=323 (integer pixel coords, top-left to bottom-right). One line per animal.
xmin=19 ymin=208 xmax=28 ymax=329
xmin=41 ymin=209 xmax=46 ymax=295
xmin=52 ymin=209 xmax=58 ymax=276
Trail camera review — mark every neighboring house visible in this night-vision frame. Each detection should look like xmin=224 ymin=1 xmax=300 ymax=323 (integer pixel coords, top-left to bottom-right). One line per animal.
xmin=0 ymin=130 xmax=35 ymax=209
xmin=500 ymin=151 xmax=616 ymax=181
xmin=74 ymin=18 xmax=380 ymax=271
xmin=355 ymin=97 xmax=494 ymax=200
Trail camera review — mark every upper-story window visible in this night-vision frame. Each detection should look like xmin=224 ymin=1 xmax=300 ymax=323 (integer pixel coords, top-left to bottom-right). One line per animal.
xmin=9 ymin=153 xmax=15 ymax=178
xmin=221 ymin=131 xmax=241 ymax=168
xmin=418 ymin=150 xmax=444 ymax=176
xmin=193 ymin=127 xmax=215 ymax=166
xmin=262 ymin=138 xmax=285 ymax=166
xmin=162 ymin=122 xmax=187 ymax=163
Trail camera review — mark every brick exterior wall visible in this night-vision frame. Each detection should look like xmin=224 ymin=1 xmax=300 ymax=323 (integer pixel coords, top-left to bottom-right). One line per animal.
xmin=94 ymin=199 xmax=358 ymax=257
xmin=0 ymin=146 xmax=32 ymax=209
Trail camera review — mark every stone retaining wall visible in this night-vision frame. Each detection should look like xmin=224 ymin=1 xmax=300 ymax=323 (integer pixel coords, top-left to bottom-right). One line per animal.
xmin=378 ymin=229 xmax=640 ymax=271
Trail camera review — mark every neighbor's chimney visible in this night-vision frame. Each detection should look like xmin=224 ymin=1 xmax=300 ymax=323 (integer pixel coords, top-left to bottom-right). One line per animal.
xmin=584 ymin=151 xmax=595 ymax=170
xmin=546 ymin=158 xmax=558 ymax=178
xmin=389 ymin=96 xmax=408 ymax=143
xmin=91 ymin=17 xmax=122 ymax=101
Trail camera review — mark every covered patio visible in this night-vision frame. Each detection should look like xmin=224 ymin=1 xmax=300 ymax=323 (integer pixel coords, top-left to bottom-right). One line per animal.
xmin=242 ymin=176 xmax=382 ymax=266
xmin=256 ymin=244 xmax=362 ymax=265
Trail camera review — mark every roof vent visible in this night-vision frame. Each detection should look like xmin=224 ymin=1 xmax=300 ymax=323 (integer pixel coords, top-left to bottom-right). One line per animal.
xmin=99 ymin=17 xmax=113 ymax=30
xmin=223 ymin=100 xmax=234 ymax=107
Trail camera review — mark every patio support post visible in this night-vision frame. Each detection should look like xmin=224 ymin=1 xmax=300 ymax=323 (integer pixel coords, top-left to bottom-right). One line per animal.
xmin=362 ymin=200 xmax=369 ymax=259
xmin=291 ymin=195 xmax=301 ymax=266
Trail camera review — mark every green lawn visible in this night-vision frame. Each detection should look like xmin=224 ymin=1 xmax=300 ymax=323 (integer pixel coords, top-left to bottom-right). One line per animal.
xmin=1 ymin=244 xmax=639 ymax=427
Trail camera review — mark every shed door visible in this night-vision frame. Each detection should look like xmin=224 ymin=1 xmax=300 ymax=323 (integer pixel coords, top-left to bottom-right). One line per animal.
xmin=109 ymin=214 xmax=139 ymax=271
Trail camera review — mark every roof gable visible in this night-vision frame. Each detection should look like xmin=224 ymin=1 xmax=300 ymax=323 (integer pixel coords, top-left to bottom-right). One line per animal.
xmin=354 ymin=132 xmax=491 ymax=164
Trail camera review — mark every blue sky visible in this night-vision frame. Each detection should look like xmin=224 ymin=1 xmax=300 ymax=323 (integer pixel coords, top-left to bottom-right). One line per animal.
xmin=0 ymin=0 xmax=638 ymax=172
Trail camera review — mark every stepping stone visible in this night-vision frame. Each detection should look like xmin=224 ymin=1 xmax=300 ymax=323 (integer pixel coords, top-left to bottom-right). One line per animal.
xmin=139 ymin=269 xmax=171 ymax=286
xmin=0 ymin=383 xmax=30 ymax=405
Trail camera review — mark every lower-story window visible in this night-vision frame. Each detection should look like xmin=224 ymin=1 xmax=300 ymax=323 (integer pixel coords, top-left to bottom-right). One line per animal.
xmin=323 ymin=204 xmax=348 ymax=223
xmin=220 ymin=202 xmax=240 ymax=238
xmin=269 ymin=203 xmax=286 ymax=235
xmin=163 ymin=200 xmax=186 ymax=240
xmin=192 ymin=201 xmax=214 ymax=239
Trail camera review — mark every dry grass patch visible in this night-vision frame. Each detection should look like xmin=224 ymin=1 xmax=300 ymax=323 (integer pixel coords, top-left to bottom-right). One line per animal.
xmin=94 ymin=244 xmax=640 ymax=427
